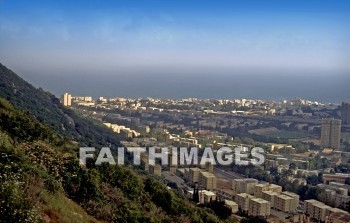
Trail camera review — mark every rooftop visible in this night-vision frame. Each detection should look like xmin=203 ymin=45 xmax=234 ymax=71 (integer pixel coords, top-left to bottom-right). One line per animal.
xmin=276 ymin=195 xmax=293 ymax=200
xmin=251 ymin=198 xmax=270 ymax=204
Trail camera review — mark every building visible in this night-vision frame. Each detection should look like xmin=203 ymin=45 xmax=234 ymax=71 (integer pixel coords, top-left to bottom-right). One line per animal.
xmin=325 ymin=190 xmax=350 ymax=208
xmin=321 ymin=118 xmax=341 ymax=150
xmin=281 ymin=191 xmax=299 ymax=211
xmin=248 ymin=198 xmax=271 ymax=217
xmin=329 ymin=182 xmax=349 ymax=195
xmin=274 ymin=194 xmax=294 ymax=213
xmin=253 ymin=184 xmax=282 ymax=198
xmin=72 ymin=96 xmax=93 ymax=102
xmin=305 ymin=199 xmax=332 ymax=222
xmin=199 ymin=171 xmax=217 ymax=191
xmin=120 ymin=129 xmax=133 ymax=138
xmin=205 ymin=162 xmax=214 ymax=173
xmin=269 ymin=184 xmax=283 ymax=193
xmin=326 ymin=207 xmax=348 ymax=218
xmin=232 ymin=178 xmax=258 ymax=194
xmin=323 ymin=174 xmax=350 ymax=184
xmin=188 ymin=168 xmax=201 ymax=185
xmin=235 ymin=193 xmax=255 ymax=211
xmin=318 ymin=183 xmax=350 ymax=208
xmin=224 ymin=200 xmax=239 ymax=214
xmin=253 ymin=184 xmax=269 ymax=198
xmin=199 ymin=190 xmax=216 ymax=204
xmin=262 ymin=191 xmax=280 ymax=208
xmin=341 ymin=102 xmax=350 ymax=125
xmin=216 ymin=189 xmax=235 ymax=201
xmin=60 ymin=93 xmax=72 ymax=106
xmin=327 ymin=211 xmax=350 ymax=223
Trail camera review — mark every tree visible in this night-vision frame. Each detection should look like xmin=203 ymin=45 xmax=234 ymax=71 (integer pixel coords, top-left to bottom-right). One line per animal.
xmin=203 ymin=201 xmax=232 ymax=220
xmin=307 ymin=175 xmax=319 ymax=186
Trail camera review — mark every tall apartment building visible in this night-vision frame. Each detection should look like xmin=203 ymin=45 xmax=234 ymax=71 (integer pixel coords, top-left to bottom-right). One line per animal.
xmin=253 ymin=184 xmax=268 ymax=198
xmin=232 ymin=178 xmax=258 ymax=195
xmin=324 ymin=189 xmax=350 ymax=208
xmin=303 ymin=200 xmax=348 ymax=222
xmin=235 ymin=193 xmax=255 ymax=211
xmin=60 ymin=93 xmax=72 ymax=106
xmin=188 ymin=168 xmax=201 ymax=184
xmin=253 ymin=184 xmax=282 ymax=198
xmin=281 ymin=191 xmax=299 ymax=211
xmin=248 ymin=198 xmax=271 ymax=217
xmin=305 ymin=199 xmax=331 ymax=222
xmin=224 ymin=200 xmax=239 ymax=214
xmin=199 ymin=171 xmax=217 ymax=191
xmin=274 ymin=194 xmax=294 ymax=213
xmin=321 ymin=118 xmax=341 ymax=150
xmin=341 ymin=102 xmax=350 ymax=125
xmin=262 ymin=191 xmax=280 ymax=207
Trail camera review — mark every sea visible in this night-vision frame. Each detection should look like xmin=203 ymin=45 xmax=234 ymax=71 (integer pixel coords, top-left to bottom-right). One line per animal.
xmin=19 ymin=67 xmax=350 ymax=104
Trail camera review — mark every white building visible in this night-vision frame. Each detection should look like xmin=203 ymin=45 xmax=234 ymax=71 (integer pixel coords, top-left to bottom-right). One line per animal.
xmin=61 ymin=93 xmax=72 ymax=106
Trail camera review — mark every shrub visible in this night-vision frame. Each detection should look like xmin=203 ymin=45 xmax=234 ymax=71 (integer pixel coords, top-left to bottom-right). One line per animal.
xmin=0 ymin=168 xmax=40 ymax=223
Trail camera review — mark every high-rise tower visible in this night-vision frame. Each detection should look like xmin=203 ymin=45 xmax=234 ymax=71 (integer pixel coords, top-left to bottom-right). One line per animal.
xmin=320 ymin=118 xmax=341 ymax=149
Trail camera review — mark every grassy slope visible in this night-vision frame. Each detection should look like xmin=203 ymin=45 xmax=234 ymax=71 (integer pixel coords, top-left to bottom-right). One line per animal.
xmin=40 ymin=191 xmax=100 ymax=223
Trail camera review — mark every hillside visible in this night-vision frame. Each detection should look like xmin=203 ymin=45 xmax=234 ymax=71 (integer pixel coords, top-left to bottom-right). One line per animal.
xmin=0 ymin=96 xmax=232 ymax=222
xmin=0 ymin=63 xmax=122 ymax=147
xmin=0 ymin=64 xmax=237 ymax=222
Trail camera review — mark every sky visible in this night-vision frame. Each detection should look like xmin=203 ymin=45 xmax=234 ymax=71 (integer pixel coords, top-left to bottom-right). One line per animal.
xmin=0 ymin=0 xmax=349 ymax=101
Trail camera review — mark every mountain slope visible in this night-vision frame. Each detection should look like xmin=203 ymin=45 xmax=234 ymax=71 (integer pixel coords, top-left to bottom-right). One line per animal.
xmin=0 ymin=97 xmax=230 ymax=223
xmin=0 ymin=63 xmax=235 ymax=222
xmin=0 ymin=63 xmax=122 ymax=147
xmin=0 ymin=97 xmax=100 ymax=222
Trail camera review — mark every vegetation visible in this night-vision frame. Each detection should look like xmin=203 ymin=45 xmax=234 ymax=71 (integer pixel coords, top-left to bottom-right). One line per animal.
xmin=200 ymin=200 xmax=233 ymax=220
xmin=0 ymin=63 xmax=236 ymax=222
xmin=0 ymin=97 xmax=233 ymax=222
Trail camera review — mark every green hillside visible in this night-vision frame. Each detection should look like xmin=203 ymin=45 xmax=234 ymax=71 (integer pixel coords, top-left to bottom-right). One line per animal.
xmin=0 ymin=64 xmax=236 ymax=223
xmin=0 ymin=96 xmax=229 ymax=222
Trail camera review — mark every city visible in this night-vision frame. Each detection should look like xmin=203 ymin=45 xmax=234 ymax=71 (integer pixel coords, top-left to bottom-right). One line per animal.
xmin=1 ymin=0 xmax=349 ymax=222
xmin=60 ymin=92 xmax=350 ymax=222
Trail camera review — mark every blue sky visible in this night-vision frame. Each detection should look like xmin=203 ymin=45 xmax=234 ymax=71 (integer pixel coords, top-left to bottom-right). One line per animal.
xmin=1 ymin=0 xmax=349 ymax=72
